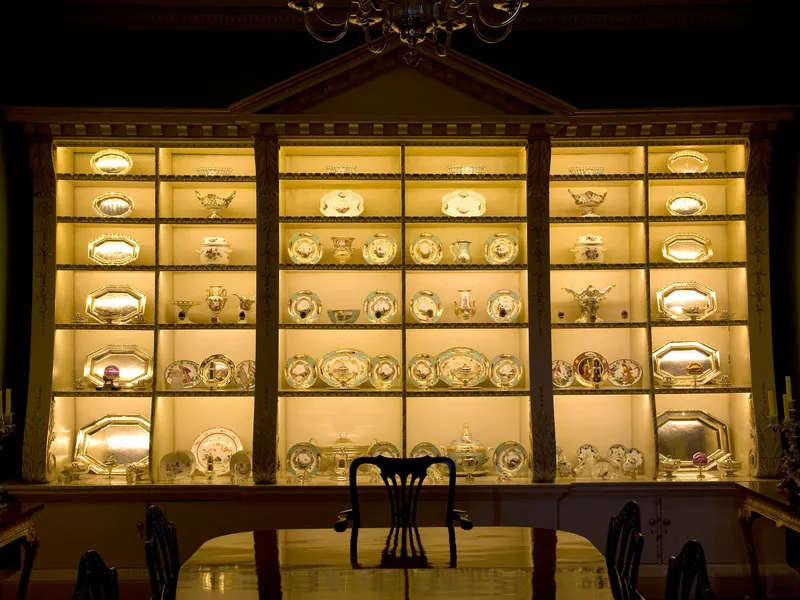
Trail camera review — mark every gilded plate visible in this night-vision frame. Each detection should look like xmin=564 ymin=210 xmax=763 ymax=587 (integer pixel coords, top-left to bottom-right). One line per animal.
xmin=410 ymin=442 xmax=441 ymax=458
xmin=487 ymin=290 xmax=522 ymax=323
xmin=318 ymin=348 xmax=370 ymax=389
xmin=661 ymin=233 xmax=713 ymax=263
xmin=288 ymin=232 xmax=323 ymax=264
xmin=441 ymin=189 xmax=487 ymax=217
xmin=88 ymin=234 xmax=140 ymax=265
xmin=363 ymin=233 xmax=397 ymax=265
xmin=484 ymin=233 xmax=518 ymax=265
xmin=90 ymin=149 xmax=133 ymax=175
xmin=163 ymin=360 xmax=201 ymax=390
xmin=284 ymin=354 xmax=317 ymax=389
xmin=656 ymin=281 xmax=718 ymax=321
xmin=552 ymin=360 xmax=574 ymax=388
xmin=667 ymin=150 xmax=709 ymax=174
xmin=407 ymin=353 xmax=439 ymax=389
xmin=624 ymin=448 xmax=644 ymax=467
xmin=437 ymin=347 xmax=490 ymax=388
xmin=493 ymin=441 xmax=528 ymax=477
xmin=572 ymin=351 xmax=609 ymax=388
xmin=367 ymin=441 xmax=400 ymax=458
xmin=363 ymin=290 xmax=397 ymax=324
xmin=235 ymin=360 xmax=256 ymax=391
xmin=84 ymin=344 xmax=153 ymax=387
xmin=287 ymin=442 xmax=320 ymax=476
xmin=191 ymin=426 xmax=243 ymax=476
xmin=607 ymin=359 xmax=643 ymax=388
xmin=607 ymin=444 xmax=628 ymax=465
xmin=93 ymin=192 xmax=135 ymax=218
xmin=198 ymin=354 xmax=236 ymax=389
xmin=319 ymin=189 xmax=364 ymax=217
xmin=74 ymin=414 xmax=150 ymax=474
xmin=652 ymin=340 xmax=721 ymax=385
xmin=490 ymin=354 xmax=523 ymax=389
xmin=369 ymin=354 xmax=400 ymax=390
xmin=159 ymin=451 xmax=195 ymax=481
xmin=409 ymin=290 xmax=443 ymax=323
xmin=666 ymin=192 xmax=708 ymax=217
xmin=577 ymin=444 xmax=599 ymax=462
xmin=85 ymin=284 xmax=146 ymax=324
xmin=287 ymin=290 xmax=322 ymax=323
xmin=657 ymin=409 xmax=730 ymax=469
xmin=410 ymin=233 xmax=443 ymax=265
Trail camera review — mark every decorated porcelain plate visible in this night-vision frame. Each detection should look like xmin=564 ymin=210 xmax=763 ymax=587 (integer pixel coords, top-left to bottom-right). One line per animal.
xmin=287 ymin=442 xmax=320 ymax=476
xmin=191 ymin=427 xmax=243 ymax=476
xmin=363 ymin=290 xmax=397 ymax=324
xmin=407 ymin=353 xmax=439 ymax=389
xmin=369 ymin=354 xmax=400 ymax=390
xmin=410 ymin=234 xmax=443 ymax=265
xmin=487 ymin=289 xmax=522 ymax=323
xmin=551 ymin=360 xmax=574 ymax=388
xmin=317 ymin=348 xmax=370 ymax=388
xmin=607 ymin=358 xmax=643 ymax=388
xmin=410 ymin=442 xmax=441 ymax=458
xmin=493 ymin=441 xmax=528 ymax=477
xmin=484 ymin=233 xmax=518 ymax=265
xmin=159 ymin=450 xmax=195 ymax=481
xmin=319 ymin=189 xmax=364 ymax=217
xmin=624 ymin=447 xmax=644 ymax=467
xmin=288 ymin=290 xmax=322 ymax=323
xmin=577 ymin=444 xmax=600 ymax=462
xmin=235 ymin=360 xmax=256 ymax=391
xmin=441 ymin=189 xmax=487 ymax=218
xmin=437 ymin=347 xmax=490 ymax=388
xmin=164 ymin=360 xmax=201 ymax=390
xmin=409 ymin=290 xmax=443 ymax=323
xmin=490 ymin=354 xmax=523 ymax=389
xmin=573 ymin=351 xmax=609 ymax=388
xmin=284 ymin=354 xmax=317 ymax=389
xmin=288 ymin=232 xmax=323 ymax=264
xmin=93 ymin=192 xmax=135 ymax=218
xmin=367 ymin=441 xmax=401 ymax=459
xmin=198 ymin=354 xmax=236 ymax=389
xmin=363 ymin=233 xmax=397 ymax=265
xmin=229 ymin=451 xmax=252 ymax=478
xmin=607 ymin=444 xmax=628 ymax=466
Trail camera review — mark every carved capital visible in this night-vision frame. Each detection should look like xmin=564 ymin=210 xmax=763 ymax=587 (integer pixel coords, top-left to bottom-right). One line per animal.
xmin=27 ymin=137 xmax=56 ymax=199
xmin=746 ymin=137 xmax=772 ymax=196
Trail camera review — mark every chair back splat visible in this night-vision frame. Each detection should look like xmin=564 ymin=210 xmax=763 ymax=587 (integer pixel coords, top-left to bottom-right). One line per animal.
xmin=665 ymin=540 xmax=716 ymax=600
xmin=333 ymin=456 xmax=472 ymax=532
xmin=605 ymin=501 xmax=644 ymax=589
xmin=144 ymin=505 xmax=181 ymax=600
xmin=72 ymin=550 xmax=119 ymax=600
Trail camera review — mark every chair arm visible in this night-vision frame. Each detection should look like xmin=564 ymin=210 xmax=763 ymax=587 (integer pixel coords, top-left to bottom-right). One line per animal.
xmin=450 ymin=509 xmax=473 ymax=531
xmin=333 ymin=509 xmax=353 ymax=532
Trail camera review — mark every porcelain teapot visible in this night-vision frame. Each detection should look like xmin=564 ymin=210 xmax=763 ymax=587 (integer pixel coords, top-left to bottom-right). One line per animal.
xmin=446 ymin=423 xmax=493 ymax=472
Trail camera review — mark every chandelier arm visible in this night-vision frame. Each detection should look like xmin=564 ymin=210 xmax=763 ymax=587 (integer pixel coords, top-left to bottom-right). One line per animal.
xmin=304 ymin=11 xmax=351 ymax=42
xmin=430 ymin=27 xmax=453 ymax=57
xmin=367 ymin=0 xmax=383 ymax=12
xmin=473 ymin=0 xmax=523 ymax=29
xmin=471 ymin=18 xmax=514 ymax=43
xmin=363 ymin=23 xmax=389 ymax=53
xmin=309 ymin=0 xmax=357 ymax=28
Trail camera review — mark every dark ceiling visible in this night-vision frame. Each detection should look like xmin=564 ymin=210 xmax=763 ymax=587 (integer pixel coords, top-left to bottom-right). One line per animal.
xmin=1 ymin=0 xmax=797 ymax=111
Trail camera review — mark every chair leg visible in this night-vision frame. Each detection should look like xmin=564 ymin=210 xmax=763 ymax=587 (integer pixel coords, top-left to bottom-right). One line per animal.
xmin=738 ymin=506 xmax=762 ymax=600
xmin=17 ymin=528 xmax=40 ymax=600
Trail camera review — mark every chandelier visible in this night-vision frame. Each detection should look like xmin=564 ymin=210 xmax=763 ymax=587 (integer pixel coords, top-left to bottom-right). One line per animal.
xmin=288 ymin=0 xmax=528 ymax=66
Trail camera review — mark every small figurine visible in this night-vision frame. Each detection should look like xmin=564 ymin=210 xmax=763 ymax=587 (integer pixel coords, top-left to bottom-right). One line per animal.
xmin=621 ymin=310 xmax=629 ymax=321
xmin=205 ymin=454 xmax=215 ymax=480
xmin=592 ymin=358 xmax=603 ymax=388
xmin=97 ymin=366 xmax=120 ymax=391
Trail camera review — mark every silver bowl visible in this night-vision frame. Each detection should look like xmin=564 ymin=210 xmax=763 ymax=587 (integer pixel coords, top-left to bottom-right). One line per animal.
xmin=327 ymin=309 xmax=360 ymax=324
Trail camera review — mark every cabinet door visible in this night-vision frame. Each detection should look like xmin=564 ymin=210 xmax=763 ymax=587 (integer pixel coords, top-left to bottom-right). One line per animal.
xmin=661 ymin=496 xmax=746 ymax=564
xmin=559 ymin=494 xmax=659 ymax=564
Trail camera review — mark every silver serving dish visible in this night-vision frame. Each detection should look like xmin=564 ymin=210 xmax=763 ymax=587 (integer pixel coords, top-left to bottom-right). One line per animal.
xmin=657 ymin=409 xmax=729 ymax=469
xmin=657 ymin=281 xmax=718 ymax=321
xmin=666 ymin=192 xmax=708 ymax=217
xmin=652 ymin=340 xmax=721 ymax=385
xmin=90 ymin=149 xmax=133 ymax=175
xmin=662 ymin=233 xmax=713 ymax=263
xmin=85 ymin=284 xmax=146 ymax=324
xmin=74 ymin=414 xmax=151 ymax=475
xmin=84 ymin=344 xmax=153 ymax=388
xmin=317 ymin=348 xmax=370 ymax=388
xmin=88 ymin=234 xmax=140 ymax=265
xmin=437 ymin=347 xmax=490 ymax=388
xmin=667 ymin=150 xmax=709 ymax=174
xmin=93 ymin=192 xmax=135 ymax=218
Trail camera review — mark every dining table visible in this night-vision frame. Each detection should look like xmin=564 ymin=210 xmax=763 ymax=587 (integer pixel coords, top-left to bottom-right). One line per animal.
xmin=177 ymin=525 xmax=625 ymax=599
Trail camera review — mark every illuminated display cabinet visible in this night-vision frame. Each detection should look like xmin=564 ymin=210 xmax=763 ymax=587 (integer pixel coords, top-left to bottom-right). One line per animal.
xmin=8 ymin=44 xmax=789 ymax=488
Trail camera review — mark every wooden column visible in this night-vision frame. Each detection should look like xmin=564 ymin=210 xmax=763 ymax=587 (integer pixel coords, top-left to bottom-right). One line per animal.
xmin=745 ymin=136 xmax=782 ymax=477
xmin=253 ymin=132 xmax=280 ymax=484
xmin=527 ymin=137 xmax=556 ymax=483
xmin=21 ymin=135 xmax=56 ymax=483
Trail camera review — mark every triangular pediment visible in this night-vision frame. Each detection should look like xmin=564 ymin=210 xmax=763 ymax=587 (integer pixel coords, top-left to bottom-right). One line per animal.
xmin=230 ymin=41 xmax=575 ymax=118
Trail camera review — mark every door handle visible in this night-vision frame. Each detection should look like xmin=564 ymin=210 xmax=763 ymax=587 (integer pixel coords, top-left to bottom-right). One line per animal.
xmin=662 ymin=517 xmax=671 ymax=534
xmin=647 ymin=517 xmax=657 ymax=534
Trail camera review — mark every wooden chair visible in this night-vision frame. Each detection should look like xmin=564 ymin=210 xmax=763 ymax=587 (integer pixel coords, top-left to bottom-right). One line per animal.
xmin=144 ymin=505 xmax=181 ymax=600
xmin=665 ymin=540 xmax=716 ymax=600
xmin=333 ymin=456 xmax=472 ymax=532
xmin=605 ymin=501 xmax=644 ymax=591
xmin=72 ymin=550 xmax=119 ymax=600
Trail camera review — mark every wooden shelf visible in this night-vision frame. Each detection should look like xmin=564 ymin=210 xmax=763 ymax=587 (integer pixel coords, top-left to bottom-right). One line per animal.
xmin=159 ymin=175 xmax=257 ymax=183
xmin=279 ymin=389 xmax=403 ymax=397
xmin=279 ymin=173 xmax=401 ymax=180
xmin=56 ymin=174 xmax=155 ymax=182
xmin=159 ymin=218 xmax=256 ymax=225
xmin=405 ymin=216 xmax=526 ymax=224
xmin=57 ymin=217 xmax=156 ymax=225
xmin=654 ymin=386 xmax=751 ymax=394
xmin=550 ymin=217 xmax=645 ymax=224
xmin=280 ymin=323 xmax=402 ymax=330
xmin=550 ymin=263 xmax=645 ymax=271
xmin=552 ymin=322 xmax=647 ymax=329
xmin=553 ymin=387 xmax=650 ymax=395
xmin=53 ymin=390 xmax=153 ymax=397
xmin=550 ymin=174 xmax=644 ymax=182
xmin=404 ymin=173 xmax=526 ymax=181
xmin=156 ymin=390 xmax=255 ymax=397
xmin=406 ymin=388 xmax=530 ymax=397
xmin=649 ymin=262 xmax=746 ymax=270
xmin=650 ymin=319 xmax=748 ymax=327
xmin=280 ymin=264 xmax=401 ymax=271
xmin=159 ymin=265 xmax=257 ymax=271
xmin=159 ymin=323 xmax=257 ymax=330
xmin=405 ymin=322 xmax=528 ymax=329
xmin=280 ymin=217 xmax=401 ymax=224
xmin=406 ymin=264 xmax=526 ymax=271
xmin=649 ymin=215 xmax=746 ymax=223
xmin=56 ymin=323 xmax=154 ymax=330
xmin=647 ymin=172 xmax=745 ymax=180
xmin=57 ymin=264 xmax=155 ymax=271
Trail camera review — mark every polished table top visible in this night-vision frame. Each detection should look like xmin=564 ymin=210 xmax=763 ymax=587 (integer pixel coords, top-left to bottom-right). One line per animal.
xmin=178 ymin=526 xmax=619 ymax=599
